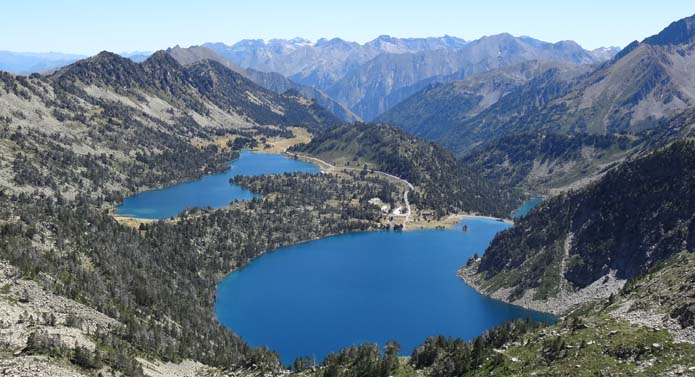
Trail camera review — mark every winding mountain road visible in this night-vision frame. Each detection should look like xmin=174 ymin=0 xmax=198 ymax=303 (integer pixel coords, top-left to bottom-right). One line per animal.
xmin=288 ymin=152 xmax=413 ymax=225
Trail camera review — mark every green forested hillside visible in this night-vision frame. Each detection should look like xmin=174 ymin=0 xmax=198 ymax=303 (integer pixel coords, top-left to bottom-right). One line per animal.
xmin=466 ymin=140 xmax=695 ymax=305
xmin=290 ymin=123 xmax=521 ymax=217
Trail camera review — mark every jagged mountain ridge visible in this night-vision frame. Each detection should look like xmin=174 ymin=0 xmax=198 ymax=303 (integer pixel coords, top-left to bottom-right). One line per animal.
xmin=204 ymin=35 xmax=469 ymax=87
xmin=166 ymin=45 xmax=359 ymax=122
xmin=55 ymin=50 xmax=340 ymax=128
xmin=206 ymin=34 xmax=614 ymax=120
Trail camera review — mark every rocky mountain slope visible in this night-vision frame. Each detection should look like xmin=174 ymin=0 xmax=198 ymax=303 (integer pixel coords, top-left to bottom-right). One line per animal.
xmin=376 ymin=60 xmax=590 ymax=143
xmin=506 ymin=13 xmax=695 ymax=138
xmin=0 ymin=49 xmax=338 ymax=201
xmin=461 ymin=140 xmax=695 ymax=315
xmin=168 ymin=45 xmax=359 ymax=122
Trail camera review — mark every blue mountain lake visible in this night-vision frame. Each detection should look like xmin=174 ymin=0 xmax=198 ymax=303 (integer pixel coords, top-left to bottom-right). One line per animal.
xmin=216 ymin=218 xmax=555 ymax=364
xmin=116 ymin=151 xmax=553 ymax=363
xmin=116 ymin=151 xmax=320 ymax=219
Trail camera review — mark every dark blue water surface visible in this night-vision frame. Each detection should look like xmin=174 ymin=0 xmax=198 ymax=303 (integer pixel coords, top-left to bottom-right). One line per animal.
xmin=512 ymin=196 xmax=544 ymax=218
xmin=216 ymin=218 xmax=555 ymax=364
xmin=116 ymin=151 xmax=320 ymax=219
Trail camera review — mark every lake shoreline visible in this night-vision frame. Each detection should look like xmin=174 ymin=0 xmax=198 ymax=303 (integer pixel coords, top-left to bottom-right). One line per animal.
xmin=216 ymin=217 xmax=553 ymax=364
xmin=458 ymin=262 xmax=576 ymax=318
xmin=407 ymin=213 xmax=513 ymax=231
xmin=114 ymin=151 xmax=319 ymax=220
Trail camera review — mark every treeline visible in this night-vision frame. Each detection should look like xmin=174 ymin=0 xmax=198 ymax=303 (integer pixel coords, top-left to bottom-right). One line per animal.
xmin=3 ymin=123 xmax=236 ymax=200
xmin=308 ymin=319 xmax=543 ymax=377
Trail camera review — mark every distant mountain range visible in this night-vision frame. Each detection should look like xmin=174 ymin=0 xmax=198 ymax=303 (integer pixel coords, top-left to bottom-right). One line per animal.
xmin=381 ymin=15 xmax=695 ymax=152
xmin=0 ymin=51 xmax=151 ymax=74
xmin=0 ymin=51 xmax=87 ymax=74
xmin=205 ymin=35 xmax=618 ymax=120
xmin=204 ymin=36 xmax=469 ymax=89
xmin=1 ymin=35 xmax=618 ymax=122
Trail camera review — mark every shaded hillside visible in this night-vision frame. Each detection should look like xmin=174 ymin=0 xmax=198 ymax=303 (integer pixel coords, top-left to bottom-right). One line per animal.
xmin=290 ymin=123 xmax=521 ymax=217
xmin=377 ymin=61 xmax=589 ymax=143
xmin=465 ymin=140 xmax=695 ymax=308
xmin=462 ymin=132 xmax=638 ymax=192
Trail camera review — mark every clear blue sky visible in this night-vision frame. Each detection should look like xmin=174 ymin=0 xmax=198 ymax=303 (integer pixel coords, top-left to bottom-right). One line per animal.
xmin=2 ymin=1 xmax=693 ymax=54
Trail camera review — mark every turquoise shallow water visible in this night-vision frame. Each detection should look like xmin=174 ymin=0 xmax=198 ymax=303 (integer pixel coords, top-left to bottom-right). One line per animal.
xmin=512 ymin=196 xmax=544 ymax=218
xmin=216 ymin=218 xmax=556 ymax=364
xmin=116 ymin=151 xmax=320 ymax=219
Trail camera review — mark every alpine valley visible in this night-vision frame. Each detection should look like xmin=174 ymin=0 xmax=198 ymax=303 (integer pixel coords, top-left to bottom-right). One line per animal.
xmin=2 ymin=7 xmax=695 ymax=377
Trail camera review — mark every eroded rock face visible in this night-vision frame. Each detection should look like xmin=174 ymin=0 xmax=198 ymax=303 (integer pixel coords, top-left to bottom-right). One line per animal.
xmin=469 ymin=141 xmax=695 ymax=309
xmin=0 ymin=261 xmax=227 ymax=377
xmin=0 ymin=355 xmax=90 ymax=377
xmin=0 ymin=261 xmax=120 ymax=352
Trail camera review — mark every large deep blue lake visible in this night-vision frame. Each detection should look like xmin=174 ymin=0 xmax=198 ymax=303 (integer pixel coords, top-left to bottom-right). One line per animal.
xmin=216 ymin=218 xmax=555 ymax=364
xmin=116 ymin=151 xmax=320 ymax=219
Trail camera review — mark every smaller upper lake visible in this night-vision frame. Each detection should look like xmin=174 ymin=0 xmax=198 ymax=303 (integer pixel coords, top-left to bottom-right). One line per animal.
xmin=512 ymin=196 xmax=544 ymax=218
xmin=116 ymin=151 xmax=320 ymax=219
